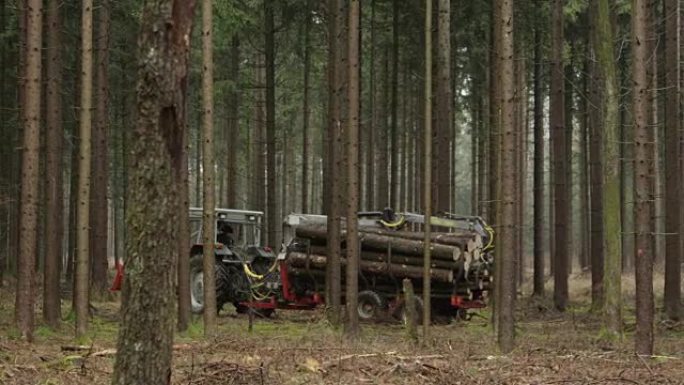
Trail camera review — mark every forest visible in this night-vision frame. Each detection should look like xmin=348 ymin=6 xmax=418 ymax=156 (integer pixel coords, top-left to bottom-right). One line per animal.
xmin=0 ymin=0 xmax=683 ymax=384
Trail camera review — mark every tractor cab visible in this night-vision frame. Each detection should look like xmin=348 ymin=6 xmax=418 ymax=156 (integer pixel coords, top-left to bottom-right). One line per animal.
xmin=189 ymin=207 xmax=263 ymax=249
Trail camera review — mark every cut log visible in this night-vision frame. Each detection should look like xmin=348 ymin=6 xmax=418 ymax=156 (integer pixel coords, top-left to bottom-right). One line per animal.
xmin=294 ymin=225 xmax=462 ymax=260
xmin=286 ymin=252 xmax=454 ymax=283
xmin=359 ymin=228 xmax=482 ymax=251
xmin=302 ymin=245 xmax=461 ymax=269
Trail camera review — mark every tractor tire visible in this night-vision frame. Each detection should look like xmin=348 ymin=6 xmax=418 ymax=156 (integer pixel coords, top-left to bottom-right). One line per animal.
xmin=394 ymin=296 xmax=424 ymax=326
xmin=189 ymin=254 xmax=231 ymax=314
xmin=357 ymin=290 xmax=388 ymax=322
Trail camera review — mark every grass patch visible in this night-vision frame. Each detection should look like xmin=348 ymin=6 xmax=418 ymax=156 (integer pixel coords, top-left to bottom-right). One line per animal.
xmin=177 ymin=319 xmax=204 ymax=341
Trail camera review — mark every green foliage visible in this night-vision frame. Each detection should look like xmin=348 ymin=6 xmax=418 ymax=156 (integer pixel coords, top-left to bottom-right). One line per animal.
xmin=35 ymin=325 xmax=59 ymax=339
xmin=564 ymin=0 xmax=588 ymax=23
xmin=178 ymin=318 xmax=204 ymax=340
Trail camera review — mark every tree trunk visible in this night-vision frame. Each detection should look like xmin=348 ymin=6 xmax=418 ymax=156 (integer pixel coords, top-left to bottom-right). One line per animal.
xmin=532 ymin=11 xmax=544 ymax=297
xmin=596 ymin=0 xmax=621 ymax=331
xmin=90 ymin=0 xmax=110 ymax=297
xmin=344 ymin=0 xmax=360 ymax=339
xmin=663 ymin=0 xmax=681 ymax=321
xmin=514 ymin=55 xmax=526 ymax=288
xmin=75 ymin=0 xmax=93 ymax=338
xmin=588 ymin=2 xmax=604 ymax=311
xmin=496 ymin=0 xmax=516 ymax=353
xmin=111 ymin=0 xmax=196 ymax=383
xmin=255 ymin=54 xmax=266 ymax=214
xmin=632 ymin=0 xmax=654 ymax=356
xmin=43 ymin=0 xmax=63 ymax=329
xmin=563 ymin=49 xmax=573 ymax=273
xmin=364 ymin=0 xmax=376 ymax=211
xmin=264 ymin=0 xmax=277 ymax=248
xmin=488 ymin=0 xmax=501 ymax=231
xmin=15 ymin=0 xmax=42 ymax=341
xmin=550 ymin=0 xmax=568 ymax=312
xmin=194 ymin=116 xmax=201 ymax=206
xmin=650 ymin=3 xmax=664 ymax=268
xmin=9 ymin=0 xmax=27 ymax=282
xmin=376 ymin=48 xmax=389 ymax=208
xmin=176 ymin=58 xmax=192 ymax=333
xmin=389 ymin=0 xmax=400 ymax=210
xmin=0 ymin=0 xmax=7 ymax=285
xmin=435 ymin=0 xmax=451 ymax=214
xmin=301 ymin=5 xmax=311 ymax=213
xmin=578 ymin=54 xmax=590 ymax=271
xmin=471 ymin=102 xmax=478 ymax=216
xmin=422 ymin=0 xmax=433 ymax=342
xmin=225 ymin=35 xmax=239 ymax=209
xmin=201 ymin=0 xmax=216 ymax=336
xmin=477 ymin=96 xmax=487 ymax=219
xmin=326 ymin=0 xmax=342 ymax=327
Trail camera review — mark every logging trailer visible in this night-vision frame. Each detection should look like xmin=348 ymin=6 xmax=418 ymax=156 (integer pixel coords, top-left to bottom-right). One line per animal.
xmin=278 ymin=209 xmax=494 ymax=322
xmin=111 ymin=208 xmax=494 ymax=322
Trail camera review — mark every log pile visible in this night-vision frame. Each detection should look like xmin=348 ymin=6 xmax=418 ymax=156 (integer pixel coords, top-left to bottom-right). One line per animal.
xmin=283 ymin=223 xmax=492 ymax=293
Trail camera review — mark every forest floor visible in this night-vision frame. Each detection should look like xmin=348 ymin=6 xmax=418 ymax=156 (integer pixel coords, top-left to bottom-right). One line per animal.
xmin=0 ymin=274 xmax=683 ymax=385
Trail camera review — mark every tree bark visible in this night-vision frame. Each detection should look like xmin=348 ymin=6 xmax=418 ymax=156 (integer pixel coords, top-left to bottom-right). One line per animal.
xmin=578 ymin=53 xmax=590 ymax=271
xmin=365 ymin=0 xmax=376 ymax=211
xmin=532 ymin=11 xmax=544 ymax=297
xmin=302 ymin=4 xmax=311 ymax=213
xmin=75 ymin=0 xmax=93 ymax=338
xmin=597 ymin=0 xmax=622 ymax=332
xmin=344 ymin=0 xmax=360 ymax=339
xmin=663 ymin=0 xmax=681 ymax=321
xmin=496 ymin=0 xmax=516 ymax=353
xmin=111 ymin=0 xmax=196 ymax=383
xmin=588 ymin=1 xmax=605 ymax=311
xmin=632 ymin=0 xmax=654 ymax=356
xmin=15 ymin=0 xmax=42 ymax=341
xmin=435 ymin=0 xmax=451 ymax=214
xmin=563 ymin=48 xmax=574 ymax=272
xmin=488 ymin=0 xmax=501 ymax=230
xmin=255 ymin=54 xmax=266 ymax=214
xmin=90 ymin=0 xmax=110 ymax=296
xmin=477 ymin=96 xmax=488 ymax=219
xmin=550 ymin=0 xmax=568 ymax=312
xmin=225 ymin=35 xmax=239 ymax=209
xmin=389 ymin=0 xmax=400 ymax=210
xmin=422 ymin=0 xmax=433 ymax=342
xmin=326 ymin=0 xmax=342 ymax=326
xmin=201 ymin=0 xmax=216 ymax=336
xmin=265 ymin=0 xmax=277 ymax=248
xmin=43 ymin=0 xmax=63 ymax=329
xmin=376 ymin=48 xmax=389 ymax=208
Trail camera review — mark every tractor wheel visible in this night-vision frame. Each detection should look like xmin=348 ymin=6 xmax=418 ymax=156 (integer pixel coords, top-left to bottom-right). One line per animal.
xmin=189 ymin=254 xmax=230 ymax=314
xmin=394 ymin=296 xmax=424 ymax=326
xmin=357 ymin=290 xmax=387 ymax=322
xmin=189 ymin=255 xmax=205 ymax=314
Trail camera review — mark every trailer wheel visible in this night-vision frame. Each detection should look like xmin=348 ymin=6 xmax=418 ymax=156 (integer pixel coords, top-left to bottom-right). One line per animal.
xmin=357 ymin=290 xmax=387 ymax=321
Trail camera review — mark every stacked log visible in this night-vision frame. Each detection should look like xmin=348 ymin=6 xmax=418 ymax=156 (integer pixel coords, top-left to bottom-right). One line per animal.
xmin=284 ymin=223 xmax=491 ymax=292
xmin=286 ymin=252 xmax=454 ymax=282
